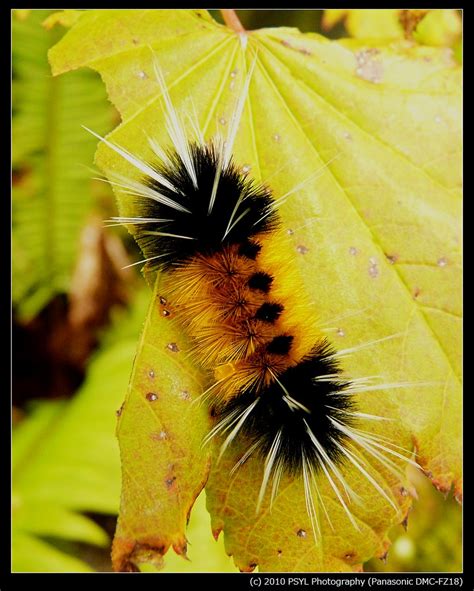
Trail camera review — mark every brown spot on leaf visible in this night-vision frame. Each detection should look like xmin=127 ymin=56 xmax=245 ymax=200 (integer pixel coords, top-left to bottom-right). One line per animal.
xmin=165 ymin=475 xmax=177 ymax=490
xmin=385 ymin=253 xmax=399 ymax=264
xmin=12 ymin=166 xmax=31 ymax=186
xmin=401 ymin=514 xmax=409 ymax=531
xmin=166 ymin=342 xmax=180 ymax=353
xmin=296 ymin=244 xmax=309 ymax=254
xmin=280 ymin=38 xmax=311 ymax=56
xmin=296 ymin=529 xmax=307 ymax=538
xmin=116 ymin=403 xmax=124 ymax=417
xmin=146 ymin=392 xmax=158 ymax=402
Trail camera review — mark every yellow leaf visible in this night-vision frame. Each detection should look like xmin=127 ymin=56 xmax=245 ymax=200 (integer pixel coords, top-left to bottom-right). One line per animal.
xmin=49 ymin=9 xmax=462 ymax=572
xmin=321 ymin=10 xmax=348 ymax=31
xmin=112 ymin=276 xmax=211 ymax=571
xmin=13 ymin=9 xmax=31 ymax=21
xmin=323 ymin=9 xmax=462 ymax=53
xmin=42 ymin=10 xmax=85 ymax=30
xmin=347 ymin=9 xmax=402 ymax=40
xmin=413 ymin=10 xmax=462 ymax=48
xmin=323 ymin=9 xmax=403 ymax=39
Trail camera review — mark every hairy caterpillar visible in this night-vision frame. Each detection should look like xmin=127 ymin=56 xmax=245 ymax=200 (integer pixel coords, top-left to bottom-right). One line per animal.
xmin=89 ymin=51 xmax=420 ymax=541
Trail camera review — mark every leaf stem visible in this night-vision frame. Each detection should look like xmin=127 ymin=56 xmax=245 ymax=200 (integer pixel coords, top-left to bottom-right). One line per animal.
xmin=221 ymin=10 xmax=246 ymax=33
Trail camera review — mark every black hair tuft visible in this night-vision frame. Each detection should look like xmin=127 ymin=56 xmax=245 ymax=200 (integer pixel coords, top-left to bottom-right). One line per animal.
xmin=131 ymin=142 xmax=278 ymax=271
xmin=215 ymin=340 xmax=355 ymax=476
xmin=238 ymin=240 xmax=262 ymax=260
xmin=248 ymin=271 xmax=273 ymax=293
xmin=266 ymin=335 xmax=294 ymax=355
xmin=255 ymin=302 xmax=284 ymax=323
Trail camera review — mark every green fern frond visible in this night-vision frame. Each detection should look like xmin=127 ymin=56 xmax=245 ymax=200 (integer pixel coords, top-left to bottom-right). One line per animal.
xmin=12 ymin=9 xmax=115 ymax=320
xmin=12 ymin=289 xmax=151 ymax=572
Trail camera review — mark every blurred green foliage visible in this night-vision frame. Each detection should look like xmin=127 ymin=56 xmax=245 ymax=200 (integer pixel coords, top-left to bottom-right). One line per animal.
xmin=366 ymin=468 xmax=462 ymax=573
xmin=12 ymin=290 xmax=151 ymax=571
xmin=211 ymin=9 xmax=327 ymax=35
xmin=12 ymin=9 xmax=115 ymax=320
xmin=12 ymin=8 xmax=461 ymax=573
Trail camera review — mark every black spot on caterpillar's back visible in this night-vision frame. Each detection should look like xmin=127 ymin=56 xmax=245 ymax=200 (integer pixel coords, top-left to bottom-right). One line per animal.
xmin=132 ymin=143 xmax=278 ymax=271
xmin=255 ymin=302 xmax=284 ymax=323
xmin=238 ymin=240 xmax=262 ymax=260
xmin=248 ymin=271 xmax=273 ymax=293
xmin=266 ymin=335 xmax=293 ymax=355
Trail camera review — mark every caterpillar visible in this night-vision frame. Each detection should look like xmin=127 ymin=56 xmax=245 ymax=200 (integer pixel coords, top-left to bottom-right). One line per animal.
xmin=89 ymin=52 xmax=419 ymax=540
